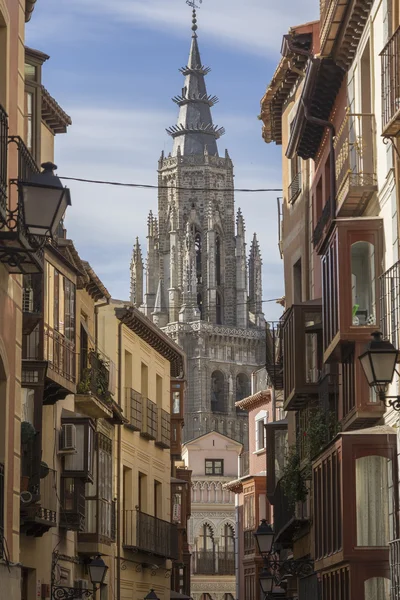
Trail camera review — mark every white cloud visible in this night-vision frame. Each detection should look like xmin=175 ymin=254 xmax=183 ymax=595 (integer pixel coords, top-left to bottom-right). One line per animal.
xmin=56 ymin=103 xmax=283 ymax=315
xmin=28 ymin=0 xmax=319 ymax=58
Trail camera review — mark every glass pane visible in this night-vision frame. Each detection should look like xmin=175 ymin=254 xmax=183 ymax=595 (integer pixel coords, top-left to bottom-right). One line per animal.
xmin=64 ymin=479 xmax=75 ymax=511
xmin=356 ymin=455 xmax=392 ymax=546
xmin=172 ymin=391 xmax=180 ymax=414
xmin=24 ymin=63 xmax=36 ymax=80
xmin=364 ymin=577 xmax=390 ymax=600
xmin=351 ymin=241 xmax=376 ymax=326
xmin=274 ymin=429 xmax=287 ymax=482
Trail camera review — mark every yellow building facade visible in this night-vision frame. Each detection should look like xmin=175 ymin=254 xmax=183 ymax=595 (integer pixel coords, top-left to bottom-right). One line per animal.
xmin=98 ymin=301 xmax=186 ymax=600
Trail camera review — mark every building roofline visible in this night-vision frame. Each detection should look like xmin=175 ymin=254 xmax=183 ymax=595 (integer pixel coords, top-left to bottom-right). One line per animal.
xmin=42 ymin=86 xmax=72 ymax=134
xmin=183 ymin=430 xmax=243 ymax=448
xmin=236 ymin=389 xmax=272 ymax=411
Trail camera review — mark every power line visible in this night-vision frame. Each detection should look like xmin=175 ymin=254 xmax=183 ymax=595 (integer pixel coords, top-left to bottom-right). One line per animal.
xmin=59 ymin=175 xmax=282 ymax=193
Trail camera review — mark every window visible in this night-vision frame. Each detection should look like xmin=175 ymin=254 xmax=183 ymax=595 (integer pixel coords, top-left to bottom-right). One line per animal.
xmin=141 ymin=363 xmax=148 ymax=398
xmin=45 ymin=262 xmax=76 ymax=341
xmin=293 ymin=258 xmax=302 ymax=304
xmin=216 ymin=293 xmax=222 ymax=325
xmin=63 ymin=417 xmax=95 ymax=481
xmin=216 ymin=233 xmax=222 ymax=286
xmin=205 ymin=459 xmax=224 ymax=476
xmin=351 ymin=241 xmax=376 ymax=326
xmin=236 ymin=373 xmax=250 ymax=402
xmin=211 ymin=371 xmax=224 ymax=412
xmin=138 ymin=472 xmax=147 ymax=511
xmin=197 ymin=292 xmax=203 ymax=319
xmin=24 ymin=49 xmax=44 ymax=162
xmin=255 ymin=411 xmax=268 ymax=451
xmin=195 ymin=231 xmax=202 ymax=284
xmin=243 ymin=494 xmax=255 ymax=530
xmin=156 ymin=374 xmax=162 ymax=408
xmin=154 ymin=480 xmax=162 ymax=518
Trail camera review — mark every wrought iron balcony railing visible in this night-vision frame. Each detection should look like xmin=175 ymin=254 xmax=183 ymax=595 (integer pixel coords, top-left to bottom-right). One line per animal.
xmin=312 ymin=196 xmax=332 ymax=249
xmin=380 ymin=259 xmax=400 ymax=351
xmin=21 ymin=467 xmax=58 ymax=535
xmin=44 ymin=324 xmax=76 ymax=383
xmin=123 ymin=509 xmax=178 ymax=560
xmin=78 ymin=348 xmax=112 ymax=405
xmin=334 ymin=113 xmax=377 ymax=216
xmin=156 ymin=408 xmax=171 ymax=449
xmin=0 ymin=104 xmax=7 ymax=218
xmin=288 ymin=171 xmax=302 ymax=204
xmin=390 ymin=538 xmax=400 ymax=600
xmin=193 ymin=550 xmax=235 ymax=575
xmin=381 ymin=26 xmax=400 ymax=136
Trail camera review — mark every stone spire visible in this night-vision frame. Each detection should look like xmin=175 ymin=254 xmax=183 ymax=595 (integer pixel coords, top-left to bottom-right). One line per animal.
xmin=248 ymin=233 xmax=263 ymax=326
xmin=236 ymin=209 xmax=248 ymax=328
xmin=144 ymin=210 xmax=159 ymax=316
xmin=166 ymin=9 xmax=225 ymax=157
xmin=130 ymin=237 xmax=144 ymax=307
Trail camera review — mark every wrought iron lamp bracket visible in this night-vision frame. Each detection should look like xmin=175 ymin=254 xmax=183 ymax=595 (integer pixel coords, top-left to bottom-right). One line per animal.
xmin=267 ymin=557 xmax=314 ymax=579
xmin=51 ymin=587 xmax=94 ymax=600
xmin=382 ymin=396 xmax=400 ymax=411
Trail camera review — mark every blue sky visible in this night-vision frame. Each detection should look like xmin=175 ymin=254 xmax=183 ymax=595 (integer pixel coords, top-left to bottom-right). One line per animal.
xmin=26 ymin=0 xmax=317 ymax=321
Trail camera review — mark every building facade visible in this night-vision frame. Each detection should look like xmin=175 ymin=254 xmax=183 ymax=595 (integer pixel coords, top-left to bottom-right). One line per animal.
xmin=182 ymin=431 xmax=241 ymax=600
xmin=130 ymin=10 xmax=266 ymax=446
xmin=261 ymin=1 xmax=400 ymax=599
xmin=98 ymin=300 xmax=190 ymax=600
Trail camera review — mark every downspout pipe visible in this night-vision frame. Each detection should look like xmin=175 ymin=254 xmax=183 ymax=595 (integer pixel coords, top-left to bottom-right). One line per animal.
xmin=301 ymin=98 xmax=337 ymax=219
xmin=116 ymin=321 xmax=123 ymax=600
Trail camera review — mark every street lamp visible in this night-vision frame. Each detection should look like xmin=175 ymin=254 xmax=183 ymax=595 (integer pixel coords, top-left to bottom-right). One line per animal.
xmin=359 ymin=331 xmax=400 ymax=409
xmin=88 ymin=556 xmax=108 ymax=600
xmin=254 ymin=519 xmax=275 ymax=556
xmin=144 ymin=590 xmax=160 ymax=600
xmin=259 ymin=566 xmax=275 ymax=595
xmin=20 ymin=162 xmax=71 ymax=238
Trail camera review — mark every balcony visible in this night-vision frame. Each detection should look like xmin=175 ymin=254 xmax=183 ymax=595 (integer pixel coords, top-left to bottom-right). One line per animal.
xmin=20 ymin=467 xmax=57 ymax=537
xmin=380 ymin=259 xmax=400 ymax=350
xmin=155 ymin=409 xmax=170 ymax=449
xmin=272 ymin=478 xmax=298 ymax=547
xmin=78 ymin=499 xmax=116 ymax=548
xmin=381 ymin=27 xmax=400 ymax=136
xmin=0 ymin=135 xmax=44 ymax=274
xmin=0 ymin=104 xmax=7 ymax=224
xmin=265 ymin=322 xmax=283 ymax=390
xmin=123 ymin=509 xmax=178 ymax=560
xmin=334 ymin=113 xmax=377 ymax=217
xmin=75 ymin=348 xmax=114 ymax=419
xmin=282 ymin=301 xmax=322 ymax=411
xmin=43 ymin=324 xmax=76 ymax=400
xmin=125 ymin=388 xmax=143 ymax=431
xmin=142 ymin=398 xmax=157 ymax=440
xmin=192 ymin=551 xmax=235 ymax=575
xmin=390 ymin=539 xmax=400 ymax=600
xmin=313 ymin=196 xmax=333 ymax=252
xmin=322 ymin=217 xmax=383 ymax=362
xmin=22 ymin=274 xmax=43 ymax=336
xmin=288 ymin=171 xmax=302 ymax=204
xmin=244 ymin=529 xmax=255 ymax=556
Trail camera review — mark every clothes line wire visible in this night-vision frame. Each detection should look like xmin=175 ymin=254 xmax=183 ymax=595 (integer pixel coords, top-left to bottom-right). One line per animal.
xmin=59 ymin=175 xmax=282 ymax=194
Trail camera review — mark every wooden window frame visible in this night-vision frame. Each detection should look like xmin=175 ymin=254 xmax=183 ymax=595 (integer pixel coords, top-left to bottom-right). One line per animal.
xmin=205 ymin=459 xmax=224 ymax=476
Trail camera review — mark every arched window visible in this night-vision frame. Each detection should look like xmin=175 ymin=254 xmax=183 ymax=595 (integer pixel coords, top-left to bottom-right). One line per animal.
xmin=351 ymin=241 xmax=376 ymax=326
xmin=195 ymin=232 xmax=202 ymax=284
xmin=216 ymin=233 xmax=221 ymax=286
xmin=197 ymin=292 xmax=203 ymax=319
xmin=198 ymin=524 xmax=215 ymax=552
xmin=221 ymin=525 xmax=235 ymax=574
xmin=236 ymin=373 xmax=250 ymax=402
xmin=211 ymin=371 xmax=224 ymax=412
xmin=221 ymin=524 xmax=235 ymax=553
xmin=216 ymin=293 xmax=222 ymax=325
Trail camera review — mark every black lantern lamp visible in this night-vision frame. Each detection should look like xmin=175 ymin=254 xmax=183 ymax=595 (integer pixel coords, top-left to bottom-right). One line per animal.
xmin=254 ymin=519 xmax=275 ymax=556
xmin=144 ymin=590 xmax=160 ymax=600
xmin=259 ymin=566 xmax=275 ymax=595
xmin=21 ymin=162 xmax=71 ymax=238
xmin=359 ymin=331 xmax=400 ymax=409
xmin=88 ymin=556 xmax=108 ymax=586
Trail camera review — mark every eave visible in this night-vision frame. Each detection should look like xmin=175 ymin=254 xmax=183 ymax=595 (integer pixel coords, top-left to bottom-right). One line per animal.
xmin=42 ymin=86 xmax=72 ymax=134
xmin=82 ymin=261 xmax=111 ymax=303
xmin=286 ymin=57 xmax=344 ymax=160
xmin=115 ymin=306 xmax=185 ymax=378
xmin=25 ymin=1 xmax=38 ymax=23
xmin=260 ymin=32 xmax=312 ymax=145
xmin=235 ymin=389 xmax=271 ymax=411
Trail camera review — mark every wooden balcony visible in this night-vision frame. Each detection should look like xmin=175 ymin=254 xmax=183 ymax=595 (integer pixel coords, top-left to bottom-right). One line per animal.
xmin=381 ymin=27 xmax=400 ymax=137
xmin=334 ymin=113 xmax=377 ymax=217
xmin=282 ymin=301 xmax=322 ymax=411
xmin=322 ymin=217 xmax=383 ymax=362
xmin=288 ymin=171 xmax=302 ymax=204
xmin=123 ymin=509 xmax=178 ymax=560
xmin=20 ymin=468 xmax=57 ymax=537
xmin=78 ymin=498 xmax=116 ymax=550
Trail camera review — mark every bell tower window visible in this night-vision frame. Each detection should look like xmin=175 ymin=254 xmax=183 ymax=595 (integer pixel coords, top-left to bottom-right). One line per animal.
xmin=216 ymin=233 xmax=222 ymax=286
xmin=195 ymin=232 xmax=202 ymax=284
xmin=216 ymin=293 xmax=222 ymax=325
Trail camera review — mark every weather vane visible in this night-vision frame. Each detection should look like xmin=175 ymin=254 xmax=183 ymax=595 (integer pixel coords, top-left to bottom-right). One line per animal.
xmin=186 ymin=0 xmax=202 ymax=8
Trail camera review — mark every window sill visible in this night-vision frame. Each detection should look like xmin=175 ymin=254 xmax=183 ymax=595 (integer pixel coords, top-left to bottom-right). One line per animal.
xmin=253 ymin=449 xmax=266 ymax=456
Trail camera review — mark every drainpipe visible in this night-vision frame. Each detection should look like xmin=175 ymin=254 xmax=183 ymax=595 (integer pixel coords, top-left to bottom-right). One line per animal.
xmin=116 ymin=321 xmax=123 ymax=600
xmin=301 ymin=99 xmax=337 ymax=219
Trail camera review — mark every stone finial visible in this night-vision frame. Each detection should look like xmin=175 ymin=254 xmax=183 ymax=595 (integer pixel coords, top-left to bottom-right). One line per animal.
xmin=236 ymin=208 xmax=245 ymax=237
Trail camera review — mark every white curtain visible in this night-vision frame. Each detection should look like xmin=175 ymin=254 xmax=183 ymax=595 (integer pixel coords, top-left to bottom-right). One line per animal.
xmin=364 ymin=577 xmax=390 ymax=600
xmin=356 ymin=455 xmax=392 ymax=546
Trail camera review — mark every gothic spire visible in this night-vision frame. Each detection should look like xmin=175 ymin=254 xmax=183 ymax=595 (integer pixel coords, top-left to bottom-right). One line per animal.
xmin=130 ymin=237 xmax=144 ymax=307
xmin=166 ymin=9 xmax=225 ymax=157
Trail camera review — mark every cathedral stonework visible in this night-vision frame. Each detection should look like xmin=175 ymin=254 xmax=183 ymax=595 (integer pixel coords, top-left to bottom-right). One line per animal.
xmin=130 ymin=10 xmax=265 ymax=445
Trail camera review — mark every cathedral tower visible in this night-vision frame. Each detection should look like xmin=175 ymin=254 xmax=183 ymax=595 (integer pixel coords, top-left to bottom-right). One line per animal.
xmin=130 ymin=10 xmax=266 ymax=444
